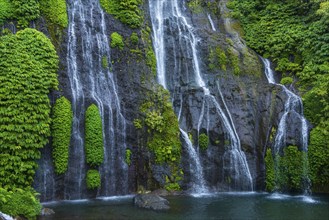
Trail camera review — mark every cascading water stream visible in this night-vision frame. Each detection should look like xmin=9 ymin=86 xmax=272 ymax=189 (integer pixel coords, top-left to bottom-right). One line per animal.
xmin=261 ymin=57 xmax=310 ymax=194
xmin=261 ymin=58 xmax=308 ymax=153
xmin=65 ymin=0 xmax=128 ymax=199
xmin=207 ymin=14 xmax=216 ymax=31
xmin=180 ymin=129 xmax=208 ymax=193
xmin=150 ymin=0 xmax=253 ymax=191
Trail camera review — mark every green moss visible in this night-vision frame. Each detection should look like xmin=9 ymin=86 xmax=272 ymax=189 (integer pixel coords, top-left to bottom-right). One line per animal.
xmin=125 ymin=149 xmax=132 ymax=166
xmin=146 ymin=46 xmax=157 ymax=76
xmin=280 ymin=76 xmax=293 ymax=86
xmin=85 ymin=104 xmax=104 ymax=167
xmin=0 ymin=188 xmax=42 ymax=220
xmin=198 ymin=133 xmax=209 ymax=150
xmin=130 ymin=32 xmax=139 ymax=45
xmin=227 ymin=47 xmax=240 ymax=75
xmin=52 ymin=96 xmax=73 ymax=174
xmin=110 ymin=32 xmax=124 ymax=50
xmin=265 ymin=148 xmax=275 ymax=191
xmin=39 ymin=0 xmax=68 ymax=28
xmin=86 ymin=169 xmax=101 ymax=189
xmin=187 ymin=0 xmax=203 ymax=14
xmin=208 ymin=46 xmax=227 ymax=72
xmin=0 ymin=28 xmax=58 ymax=189
xmin=102 ymin=56 xmax=108 ymax=69
xmin=100 ymin=0 xmax=143 ymax=28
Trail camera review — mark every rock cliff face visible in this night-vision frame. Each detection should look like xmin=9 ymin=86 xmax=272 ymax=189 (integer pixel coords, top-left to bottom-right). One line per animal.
xmin=32 ymin=0 xmax=308 ymax=201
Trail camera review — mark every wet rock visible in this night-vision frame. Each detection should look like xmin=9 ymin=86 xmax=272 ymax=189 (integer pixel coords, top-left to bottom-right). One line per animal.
xmin=133 ymin=194 xmax=170 ymax=211
xmin=40 ymin=208 xmax=55 ymax=216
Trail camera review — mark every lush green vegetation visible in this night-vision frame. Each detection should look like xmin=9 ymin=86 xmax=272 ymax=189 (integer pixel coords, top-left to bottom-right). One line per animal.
xmin=86 ymin=169 xmax=101 ymax=189
xmin=208 ymin=46 xmax=227 ymax=72
xmin=130 ymin=32 xmax=139 ymax=45
xmin=12 ymin=0 xmax=40 ymax=28
xmin=230 ymin=0 xmax=329 ymax=192
xmin=102 ymin=56 xmax=108 ymax=69
xmin=100 ymin=0 xmax=143 ymax=28
xmin=136 ymin=85 xmax=182 ymax=190
xmin=52 ymin=96 xmax=73 ymax=174
xmin=125 ymin=149 xmax=132 ymax=166
xmin=0 ymin=0 xmax=13 ymax=25
xmin=198 ymin=133 xmax=209 ymax=150
xmin=39 ymin=0 xmax=68 ymax=28
xmin=0 ymin=28 xmax=58 ymax=189
xmin=265 ymin=149 xmax=275 ymax=192
xmin=110 ymin=32 xmax=124 ymax=50
xmin=85 ymin=104 xmax=104 ymax=167
xmin=265 ymin=146 xmax=309 ymax=192
xmin=0 ymin=187 xmax=41 ymax=220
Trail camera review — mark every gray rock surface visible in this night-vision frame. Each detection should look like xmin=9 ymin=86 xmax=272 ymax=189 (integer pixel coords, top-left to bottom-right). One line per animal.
xmin=133 ymin=194 xmax=170 ymax=211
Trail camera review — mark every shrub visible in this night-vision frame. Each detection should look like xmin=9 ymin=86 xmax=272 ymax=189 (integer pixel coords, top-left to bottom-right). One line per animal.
xmin=110 ymin=32 xmax=124 ymax=50
xmin=100 ymin=0 xmax=143 ymax=28
xmin=0 ymin=188 xmax=42 ymax=220
xmin=198 ymin=133 xmax=209 ymax=150
xmin=85 ymin=104 xmax=104 ymax=167
xmin=0 ymin=28 xmax=58 ymax=189
xmin=52 ymin=96 xmax=73 ymax=174
xmin=86 ymin=169 xmax=101 ymax=189
xmin=280 ymin=76 xmax=293 ymax=86
xmin=11 ymin=0 xmax=40 ymax=28
xmin=0 ymin=0 xmax=13 ymax=25
xmin=39 ymin=0 xmax=68 ymax=28
xmin=265 ymin=148 xmax=275 ymax=191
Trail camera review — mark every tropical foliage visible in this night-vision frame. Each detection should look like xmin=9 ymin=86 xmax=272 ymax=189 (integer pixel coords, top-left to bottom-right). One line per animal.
xmin=52 ymin=96 xmax=73 ymax=174
xmin=0 ymin=28 xmax=58 ymax=189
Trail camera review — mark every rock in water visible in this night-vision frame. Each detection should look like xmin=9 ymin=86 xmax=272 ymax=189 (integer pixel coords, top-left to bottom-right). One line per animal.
xmin=40 ymin=208 xmax=55 ymax=216
xmin=133 ymin=194 xmax=170 ymax=211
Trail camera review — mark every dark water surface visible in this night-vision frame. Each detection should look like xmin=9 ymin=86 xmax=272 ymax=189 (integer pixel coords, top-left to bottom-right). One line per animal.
xmin=39 ymin=193 xmax=329 ymax=220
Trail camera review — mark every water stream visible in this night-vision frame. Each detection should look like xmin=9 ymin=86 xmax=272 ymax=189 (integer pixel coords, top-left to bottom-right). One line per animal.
xmin=64 ymin=0 xmax=128 ymax=199
xmin=149 ymin=0 xmax=253 ymax=191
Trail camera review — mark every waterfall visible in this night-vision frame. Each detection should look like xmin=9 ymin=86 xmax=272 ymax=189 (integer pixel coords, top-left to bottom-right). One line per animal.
xmin=261 ymin=57 xmax=310 ymax=193
xmin=261 ymin=58 xmax=308 ymax=153
xmin=207 ymin=14 xmax=216 ymax=31
xmin=180 ymin=129 xmax=208 ymax=194
xmin=149 ymin=0 xmax=253 ymax=191
xmin=65 ymin=0 xmax=127 ymax=199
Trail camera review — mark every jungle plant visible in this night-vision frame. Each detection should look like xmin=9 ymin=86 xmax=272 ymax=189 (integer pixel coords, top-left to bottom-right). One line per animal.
xmin=85 ymin=104 xmax=104 ymax=167
xmin=198 ymin=133 xmax=209 ymax=150
xmin=86 ymin=169 xmax=101 ymax=189
xmin=0 ymin=28 xmax=58 ymax=189
xmin=110 ymin=32 xmax=124 ymax=50
xmin=52 ymin=96 xmax=73 ymax=174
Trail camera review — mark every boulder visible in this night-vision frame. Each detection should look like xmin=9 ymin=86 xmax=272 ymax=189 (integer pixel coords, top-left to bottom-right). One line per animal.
xmin=133 ymin=194 xmax=170 ymax=211
xmin=40 ymin=208 xmax=55 ymax=216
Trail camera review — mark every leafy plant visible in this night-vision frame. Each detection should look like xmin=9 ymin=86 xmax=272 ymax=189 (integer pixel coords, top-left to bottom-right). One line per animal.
xmin=52 ymin=96 xmax=73 ymax=174
xmin=130 ymin=32 xmax=139 ymax=45
xmin=280 ymin=76 xmax=293 ymax=86
xmin=86 ymin=169 xmax=101 ymax=189
xmin=102 ymin=56 xmax=108 ymax=69
xmin=11 ymin=0 xmax=40 ymax=28
xmin=110 ymin=32 xmax=124 ymax=50
xmin=0 ymin=28 xmax=58 ymax=189
xmin=100 ymin=0 xmax=143 ymax=28
xmin=198 ymin=133 xmax=209 ymax=150
xmin=0 ymin=188 xmax=42 ymax=220
xmin=265 ymin=148 xmax=275 ymax=191
xmin=0 ymin=0 xmax=13 ymax=25
xmin=39 ymin=0 xmax=68 ymax=28
xmin=85 ymin=104 xmax=104 ymax=167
